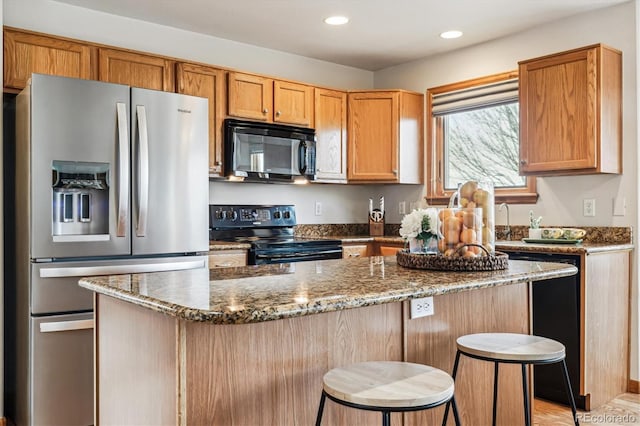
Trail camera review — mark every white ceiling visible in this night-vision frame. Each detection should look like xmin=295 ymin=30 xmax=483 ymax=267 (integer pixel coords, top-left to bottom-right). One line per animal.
xmin=55 ymin=0 xmax=628 ymax=71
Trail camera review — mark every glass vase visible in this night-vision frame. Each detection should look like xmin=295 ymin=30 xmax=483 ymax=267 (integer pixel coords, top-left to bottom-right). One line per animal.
xmin=452 ymin=180 xmax=495 ymax=254
xmin=438 ymin=207 xmax=484 ymax=257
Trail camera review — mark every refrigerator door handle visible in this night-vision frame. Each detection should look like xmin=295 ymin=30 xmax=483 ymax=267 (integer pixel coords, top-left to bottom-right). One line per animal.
xmin=116 ymin=102 xmax=129 ymax=237
xmin=39 ymin=319 xmax=94 ymax=333
xmin=39 ymin=259 xmax=207 ymax=278
xmin=136 ymin=105 xmax=150 ymax=237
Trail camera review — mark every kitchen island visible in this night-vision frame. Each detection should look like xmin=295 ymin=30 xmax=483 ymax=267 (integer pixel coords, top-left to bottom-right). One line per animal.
xmin=80 ymin=256 xmax=577 ymax=426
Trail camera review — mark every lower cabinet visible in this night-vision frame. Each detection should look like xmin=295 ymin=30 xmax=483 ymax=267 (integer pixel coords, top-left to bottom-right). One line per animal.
xmin=376 ymin=243 xmax=404 ymax=256
xmin=208 ymin=250 xmax=247 ymax=268
xmin=342 ymin=244 xmax=370 ymax=258
xmin=503 ymin=248 xmax=631 ymax=410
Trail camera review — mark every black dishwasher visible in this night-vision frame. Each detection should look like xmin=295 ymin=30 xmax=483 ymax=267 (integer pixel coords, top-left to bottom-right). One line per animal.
xmin=506 ymin=251 xmax=585 ymax=409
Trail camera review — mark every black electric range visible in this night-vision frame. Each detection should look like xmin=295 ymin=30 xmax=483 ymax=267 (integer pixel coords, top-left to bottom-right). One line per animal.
xmin=209 ymin=205 xmax=342 ymax=265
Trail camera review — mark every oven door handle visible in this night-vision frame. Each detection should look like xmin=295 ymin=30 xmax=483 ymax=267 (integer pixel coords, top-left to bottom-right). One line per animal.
xmin=255 ymin=248 xmax=342 ymax=259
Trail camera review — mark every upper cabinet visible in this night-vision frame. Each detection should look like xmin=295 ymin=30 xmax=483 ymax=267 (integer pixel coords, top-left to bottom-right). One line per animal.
xmin=3 ymin=27 xmax=93 ymax=91
xmin=518 ymin=44 xmax=622 ymax=176
xmin=314 ymin=88 xmax=347 ymax=182
xmin=177 ymin=63 xmax=227 ymax=175
xmin=227 ymin=72 xmax=313 ymax=126
xmin=98 ymin=47 xmax=175 ymax=91
xmin=347 ymin=90 xmax=423 ymax=183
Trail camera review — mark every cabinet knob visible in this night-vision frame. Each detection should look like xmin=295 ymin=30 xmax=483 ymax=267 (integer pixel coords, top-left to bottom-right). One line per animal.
xmin=263 ymin=108 xmax=269 ymax=114
xmin=520 ymin=159 xmax=527 ymax=165
xmin=215 ymin=161 xmax=221 ymax=166
xmin=392 ymin=169 xmax=398 ymax=175
xmin=276 ymin=110 xmax=281 ymax=117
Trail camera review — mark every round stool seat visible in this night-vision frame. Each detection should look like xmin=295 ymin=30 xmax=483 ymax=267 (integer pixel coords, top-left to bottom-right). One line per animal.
xmin=457 ymin=333 xmax=565 ymax=362
xmin=322 ymin=361 xmax=454 ymax=409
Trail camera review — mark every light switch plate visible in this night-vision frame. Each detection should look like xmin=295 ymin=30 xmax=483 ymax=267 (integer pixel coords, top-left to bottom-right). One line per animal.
xmin=613 ymin=197 xmax=626 ymax=216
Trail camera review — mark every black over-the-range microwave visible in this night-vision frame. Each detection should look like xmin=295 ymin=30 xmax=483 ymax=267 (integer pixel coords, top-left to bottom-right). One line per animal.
xmin=223 ymin=118 xmax=316 ymax=183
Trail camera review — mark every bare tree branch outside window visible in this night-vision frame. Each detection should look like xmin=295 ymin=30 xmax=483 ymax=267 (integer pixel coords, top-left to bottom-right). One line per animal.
xmin=444 ymin=102 xmax=525 ymax=189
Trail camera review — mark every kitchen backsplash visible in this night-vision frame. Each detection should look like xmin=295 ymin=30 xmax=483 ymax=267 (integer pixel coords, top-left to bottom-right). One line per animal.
xmin=296 ymin=224 xmax=632 ymax=244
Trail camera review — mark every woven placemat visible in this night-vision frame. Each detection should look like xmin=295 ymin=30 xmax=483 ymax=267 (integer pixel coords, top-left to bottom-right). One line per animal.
xmin=396 ymin=249 xmax=509 ymax=271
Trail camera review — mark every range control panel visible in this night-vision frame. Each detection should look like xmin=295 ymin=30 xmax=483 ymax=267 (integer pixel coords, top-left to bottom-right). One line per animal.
xmin=209 ymin=204 xmax=296 ymax=228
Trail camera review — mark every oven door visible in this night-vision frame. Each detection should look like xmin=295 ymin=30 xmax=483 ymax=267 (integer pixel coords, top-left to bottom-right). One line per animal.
xmin=251 ymin=245 xmax=342 ymax=264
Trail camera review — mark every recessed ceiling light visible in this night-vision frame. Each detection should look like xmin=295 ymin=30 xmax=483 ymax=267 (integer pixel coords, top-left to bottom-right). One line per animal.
xmin=440 ymin=30 xmax=463 ymax=39
xmin=324 ymin=16 xmax=349 ymax=26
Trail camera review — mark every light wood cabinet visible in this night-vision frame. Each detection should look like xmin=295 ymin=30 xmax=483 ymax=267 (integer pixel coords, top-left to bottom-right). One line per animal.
xmin=501 ymin=248 xmax=630 ymax=410
xmin=347 ymin=90 xmax=423 ymax=183
xmin=314 ymin=88 xmax=348 ymax=182
xmin=3 ymin=27 xmax=93 ymax=91
xmin=342 ymin=244 xmax=369 ymax=259
xmin=98 ymin=47 xmax=175 ymax=91
xmin=208 ymin=250 xmax=247 ymax=268
xmin=518 ymin=44 xmax=622 ymax=176
xmin=177 ymin=63 xmax=226 ymax=175
xmin=228 ymin=72 xmax=313 ymax=126
xmin=377 ymin=244 xmax=403 ymax=256
xmin=227 ymin=72 xmax=272 ymax=121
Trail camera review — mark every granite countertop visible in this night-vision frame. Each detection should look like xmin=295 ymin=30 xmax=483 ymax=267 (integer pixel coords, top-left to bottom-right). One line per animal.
xmin=495 ymin=240 xmax=634 ymax=254
xmin=79 ymin=257 xmax=576 ymax=325
xmin=293 ymin=234 xmax=633 ymax=254
xmin=209 ymin=241 xmax=251 ymax=251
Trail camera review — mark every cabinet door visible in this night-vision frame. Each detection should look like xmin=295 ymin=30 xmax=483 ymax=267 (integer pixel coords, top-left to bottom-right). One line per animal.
xmin=98 ymin=48 xmax=175 ymax=91
xmin=227 ymin=72 xmax=272 ymax=121
xmin=348 ymin=92 xmax=399 ymax=181
xmin=378 ymin=245 xmax=402 ymax=256
xmin=4 ymin=28 xmax=92 ymax=90
xmin=208 ymin=250 xmax=247 ymax=268
xmin=519 ymin=45 xmax=621 ymax=175
xmin=177 ymin=63 xmax=226 ymax=175
xmin=273 ymin=80 xmax=313 ymax=126
xmin=342 ymin=244 xmax=369 ymax=259
xmin=314 ymin=88 xmax=347 ymax=181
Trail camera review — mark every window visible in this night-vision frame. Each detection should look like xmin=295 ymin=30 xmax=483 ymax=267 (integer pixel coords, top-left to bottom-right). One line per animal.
xmin=426 ymin=71 xmax=537 ymax=204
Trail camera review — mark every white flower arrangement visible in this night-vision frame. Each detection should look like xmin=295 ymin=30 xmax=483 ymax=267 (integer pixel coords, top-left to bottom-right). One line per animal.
xmin=399 ymin=208 xmax=439 ymax=241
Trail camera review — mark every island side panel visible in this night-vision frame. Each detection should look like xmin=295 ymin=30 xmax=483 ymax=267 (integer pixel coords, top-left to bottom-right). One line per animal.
xmin=583 ymin=250 xmax=630 ymax=409
xmin=184 ymin=303 xmax=404 ymax=426
xmin=95 ymin=294 xmax=178 ymax=425
xmin=404 ymin=282 xmax=531 ymax=426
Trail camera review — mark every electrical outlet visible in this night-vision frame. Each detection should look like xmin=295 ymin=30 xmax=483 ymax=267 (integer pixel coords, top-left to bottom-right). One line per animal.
xmin=399 ymin=201 xmax=407 ymax=215
xmin=315 ymin=201 xmax=322 ymax=216
xmin=410 ymin=297 xmax=434 ymax=319
xmin=583 ymin=199 xmax=596 ymax=217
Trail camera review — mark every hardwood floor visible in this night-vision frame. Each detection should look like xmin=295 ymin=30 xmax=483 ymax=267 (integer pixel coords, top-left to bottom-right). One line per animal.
xmin=533 ymin=394 xmax=639 ymax=425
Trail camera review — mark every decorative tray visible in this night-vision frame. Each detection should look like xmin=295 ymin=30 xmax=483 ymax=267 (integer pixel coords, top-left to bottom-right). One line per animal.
xmin=522 ymin=238 xmax=583 ymax=244
xmin=396 ymin=247 xmax=509 ymax=272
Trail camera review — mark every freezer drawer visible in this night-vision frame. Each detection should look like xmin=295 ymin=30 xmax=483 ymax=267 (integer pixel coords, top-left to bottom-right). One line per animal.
xmin=32 ymin=255 xmax=208 ymax=314
xmin=30 ymin=312 xmax=94 ymax=426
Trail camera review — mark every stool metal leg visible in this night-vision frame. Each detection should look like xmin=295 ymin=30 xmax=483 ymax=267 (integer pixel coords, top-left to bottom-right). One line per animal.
xmin=315 ymin=390 xmax=327 ymax=426
xmin=492 ymin=362 xmax=499 ymax=426
xmin=450 ymin=395 xmax=462 ymax=426
xmin=382 ymin=411 xmax=391 ymax=426
xmin=560 ymin=358 xmax=580 ymax=426
xmin=522 ymin=364 xmax=531 ymax=426
xmin=442 ymin=350 xmax=462 ymax=426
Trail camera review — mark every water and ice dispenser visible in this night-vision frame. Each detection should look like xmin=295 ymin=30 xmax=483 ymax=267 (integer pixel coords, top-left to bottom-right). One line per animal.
xmin=52 ymin=161 xmax=109 ymax=239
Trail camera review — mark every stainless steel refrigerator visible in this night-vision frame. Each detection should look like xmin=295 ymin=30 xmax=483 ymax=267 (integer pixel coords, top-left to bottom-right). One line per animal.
xmin=8 ymin=73 xmax=209 ymax=425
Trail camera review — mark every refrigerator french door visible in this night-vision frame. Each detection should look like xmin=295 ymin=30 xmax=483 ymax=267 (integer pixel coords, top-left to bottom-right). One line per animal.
xmin=8 ymin=73 xmax=210 ymax=426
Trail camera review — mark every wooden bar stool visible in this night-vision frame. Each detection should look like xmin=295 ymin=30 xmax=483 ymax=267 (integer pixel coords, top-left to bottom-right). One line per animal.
xmin=315 ymin=361 xmax=460 ymax=426
xmin=442 ymin=333 xmax=579 ymax=426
